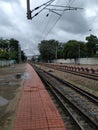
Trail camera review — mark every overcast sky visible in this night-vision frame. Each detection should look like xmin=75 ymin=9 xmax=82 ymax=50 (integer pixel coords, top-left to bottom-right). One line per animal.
xmin=0 ymin=0 xmax=98 ymax=56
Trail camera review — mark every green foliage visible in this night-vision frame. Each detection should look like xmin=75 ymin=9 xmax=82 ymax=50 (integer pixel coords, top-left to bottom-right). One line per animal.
xmin=38 ymin=39 xmax=63 ymax=62
xmin=8 ymin=51 xmax=17 ymax=60
xmin=21 ymin=51 xmax=27 ymax=61
xmin=63 ymin=40 xmax=86 ymax=60
xmin=38 ymin=34 xmax=98 ymax=61
xmin=0 ymin=48 xmax=8 ymax=59
xmin=86 ymin=34 xmax=98 ymax=56
xmin=0 ymin=38 xmax=27 ymax=62
xmin=38 ymin=36 xmax=98 ymax=61
xmin=94 ymin=53 xmax=98 ymax=58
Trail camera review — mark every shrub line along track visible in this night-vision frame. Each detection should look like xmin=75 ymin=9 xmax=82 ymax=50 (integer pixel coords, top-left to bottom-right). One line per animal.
xmin=33 ymin=65 xmax=98 ymax=130
xmin=38 ymin=63 xmax=98 ymax=81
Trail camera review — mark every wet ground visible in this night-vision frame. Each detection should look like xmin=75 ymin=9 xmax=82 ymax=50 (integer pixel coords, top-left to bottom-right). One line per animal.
xmin=0 ymin=64 xmax=26 ymax=130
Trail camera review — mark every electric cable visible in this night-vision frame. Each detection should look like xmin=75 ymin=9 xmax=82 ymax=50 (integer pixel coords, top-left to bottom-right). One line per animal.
xmin=43 ymin=0 xmax=79 ymax=39
xmin=69 ymin=0 xmax=76 ymax=5
xmin=31 ymin=0 xmax=55 ymax=19
xmin=44 ymin=15 xmax=62 ymax=39
xmin=43 ymin=1 xmax=69 ymax=39
xmin=31 ymin=0 xmax=55 ymax=12
xmin=40 ymin=0 xmax=60 ymax=40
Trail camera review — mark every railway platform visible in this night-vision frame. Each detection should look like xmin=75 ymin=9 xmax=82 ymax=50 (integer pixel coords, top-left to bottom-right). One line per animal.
xmin=14 ymin=64 xmax=66 ymax=130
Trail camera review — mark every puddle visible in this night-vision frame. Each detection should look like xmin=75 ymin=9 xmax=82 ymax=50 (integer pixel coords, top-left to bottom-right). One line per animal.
xmin=0 ymin=81 xmax=18 ymax=86
xmin=22 ymin=72 xmax=31 ymax=80
xmin=0 ymin=73 xmax=22 ymax=81
xmin=0 ymin=96 xmax=9 ymax=106
xmin=15 ymin=73 xmax=22 ymax=79
xmin=0 ymin=76 xmax=15 ymax=81
xmin=9 ymin=82 xmax=18 ymax=85
xmin=0 ymin=78 xmax=4 ymax=81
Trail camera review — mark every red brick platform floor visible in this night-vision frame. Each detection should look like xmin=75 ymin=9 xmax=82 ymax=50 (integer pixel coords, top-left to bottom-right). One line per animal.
xmin=14 ymin=64 xmax=66 ymax=130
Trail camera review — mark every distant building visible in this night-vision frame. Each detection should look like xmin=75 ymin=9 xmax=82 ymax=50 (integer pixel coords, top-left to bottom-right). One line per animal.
xmin=32 ymin=55 xmax=39 ymax=62
xmin=27 ymin=56 xmax=33 ymax=60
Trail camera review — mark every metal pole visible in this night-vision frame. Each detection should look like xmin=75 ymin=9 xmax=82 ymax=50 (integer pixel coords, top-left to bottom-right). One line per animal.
xmin=27 ymin=0 xmax=30 ymax=13
xmin=18 ymin=44 xmax=21 ymax=63
xmin=78 ymin=44 xmax=80 ymax=64
xmin=27 ymin=0 xmax=32 ymax=19
xmin=55 ymin=46 xmax=57 ymax=60
xmin=79 ymin=44 xmax=80 ymax=58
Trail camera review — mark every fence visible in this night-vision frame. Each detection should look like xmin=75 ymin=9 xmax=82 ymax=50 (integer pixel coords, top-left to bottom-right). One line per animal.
xmin=53 ymin=58 xmax=98 ymax=65
xmin=0 ymin=60 xmax=14 ymax=67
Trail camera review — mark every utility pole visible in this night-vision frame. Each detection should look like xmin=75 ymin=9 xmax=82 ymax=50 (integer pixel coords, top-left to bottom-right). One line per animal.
xmin=18 ymin=44 xmax=21 ymax=63
xmin=78 ymin=44 xmax=80 ymax=64
xmin=55 ymin=46 xmax=57 ymax=60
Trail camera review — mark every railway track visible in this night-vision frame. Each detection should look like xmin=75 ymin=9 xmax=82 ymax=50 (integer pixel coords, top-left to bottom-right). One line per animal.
xmin=37 ymin=63 xmax=98 ymax=81
xmin=55 ymin=67 xmax=98 ymax=81
xmin=34 ymin=66 xmax=98 ymax=130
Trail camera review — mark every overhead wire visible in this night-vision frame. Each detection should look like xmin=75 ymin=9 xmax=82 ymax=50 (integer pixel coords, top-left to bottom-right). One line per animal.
xmin=66 ymin=0 xmax=72 ymax=6
xmin=44 ymin=16 xmax=62 ymax=39
xmin=43 ymin=0 xmax=77 ymax=39
xmin=41 ymin=0 xmax=60 ymax=40
xmin=31 ymin=0 xmax=55 ymax=12
xmin=43 ymin=0 xmax=71 ymax=39
xmin=42 ymin=0 xmax=64 ymax=39
xmin=69 ymin=0 xmax=76 ymax=5
xmin=31 ymin=0 xmax=55 ymax=19
xmin=40 ymin=8 xmax=53 ymax=40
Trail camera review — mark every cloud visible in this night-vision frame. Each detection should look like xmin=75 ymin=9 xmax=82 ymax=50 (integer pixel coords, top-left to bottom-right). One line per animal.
xmin=0 ymin=0 xmax=98 ymax=56
xmin=57 ymin=11 xmax=89 ymax=34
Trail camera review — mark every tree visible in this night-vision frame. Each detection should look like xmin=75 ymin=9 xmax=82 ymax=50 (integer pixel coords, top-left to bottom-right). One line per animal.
xmin=0 ymin=49 xmax=8 ymax=59
xmin=63 ymin=40 xmax=86 ymax=62
xmin=38 ymin=39 xmax=63 ymax=62
xmin=57 ymin=42 xmax=64 ymax=59
xmin=86 ymin=34 xmax=98 ymax=56
xmin=0 ymin=38 xmax=9 ymax=59
xmin=8 ymin=38 xmax=19 ymax=62
xmin=21 ymin=51 xmax=27 ymax=61
xmin=0 ymin=38 xmax=26 ymax=63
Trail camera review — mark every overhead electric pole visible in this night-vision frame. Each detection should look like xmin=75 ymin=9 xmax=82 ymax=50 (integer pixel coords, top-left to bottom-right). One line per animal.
xmin=26 ymin=0 xmax=56 ymax=20
xmin=26 ymin=0 xmax=83 ymax=20
xmin=27 ymin=0 xmax=32 ymax=19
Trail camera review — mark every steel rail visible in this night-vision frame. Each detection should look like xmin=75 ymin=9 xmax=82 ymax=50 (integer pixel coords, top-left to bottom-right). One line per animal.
xmin=58 ymin=67 xmax=98 ymax=81
xmin=35 ymin=67 xmax=98 ymax=130
xmin=39 ymin=64 xmax=98 ymax=81
xmin=52 ymin=83 xmax=98 ymax=130
xmin=45 ymin=70 xmax=98 ymax=105
xmin=35 ymin=68 xmax=85 ymax=130
xmin=32 ymin=64 xmax=98 ymax=103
